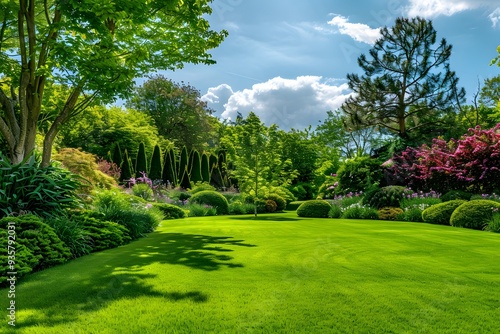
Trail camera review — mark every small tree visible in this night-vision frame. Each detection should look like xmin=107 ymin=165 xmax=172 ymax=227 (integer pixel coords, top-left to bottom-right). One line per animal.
xmin=120 ymin=150 xmax=133 ymax=183
xmin=135 ymin=143 xmax=148 ymax=177
xmin=111 ymin=142 xmax=123 ymax=167
xmin=149 ymin=145 xmax=162 ymax=181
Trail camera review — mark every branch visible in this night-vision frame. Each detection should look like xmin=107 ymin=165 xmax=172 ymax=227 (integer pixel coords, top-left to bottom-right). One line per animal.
xmin=0 ymin=87 xmax=20 ymax=138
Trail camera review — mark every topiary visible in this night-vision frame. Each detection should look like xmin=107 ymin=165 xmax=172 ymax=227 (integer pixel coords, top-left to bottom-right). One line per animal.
xmin=189 ymin=190 xmax=229 ymax=215
xmin=450 ymin=200 xmax=500 ymax=230
xmin=287 ymin=201 xmax=305 ymax=211
xmin=422 ymin=200 xmax=467 ymax=225
xmin=265 ymin=200 xmax=278 ymax=213
xmin=152 ymin=203 xmax=187 ymax=219
xmin=0 ymin=229 xmax=38 ymax=286
xmin=265 ymin=194 xmax=286 ymax=211
xmin=365 ymin=186 xmax=411 ymax=209
xmin=440 ymin=190 xmax=473 ymax=202
xmin=377 ymin=207 xmax=404 ymax=221
xmin=296 ymin=200 xmax=331 ymax=218
xmin=0 ymin=215 xmax=71 ymax=272
xmin=78 ymin=216 xmax=131 ymax=251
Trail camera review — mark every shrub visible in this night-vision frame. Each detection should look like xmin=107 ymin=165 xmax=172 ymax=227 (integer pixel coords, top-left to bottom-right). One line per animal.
xmin=365 ymin=186 xmax=411 ymax=209
xmin=450 ymin=200 xmax=500 ymax=230
xmin=441 ymin=190 xmax=472 ymax=202
xmin=485 ymin=213 xmax=500 ymax=233
xmin=265 ymin=200 xmax=278 ymax=213
xmin=79 ymin=216 xmax=131 ymax=251
xmin=377 ymin=207 xmax=404 ymax=221
xmin=397 ymin=206 xmax=425 ymax=222
xmin=0 ymin=215 xmax=71 ymax=271
xmin=229 ymin=201 xmax=246 ymax=215
xmin=189 ymin=182 xmax=216 ymax=194
xmin=341 ymin=203 xmax=379 ymax=220
xmin=0 ymin=229 xmax=38 ymax=286
xmin=336 ymin=156 xmax=383 ymax=194
xmin=328 ymin=205 xmax=342 ymax=218
xmin=179 ymin=192 xmax=192 ymax=201
xmin=152 ymin=203 xmax=186 ymax=219
xmin=0 ymin=155 xmax=82 ymax=218
xmin=187 ymin=203 xmax=217 ymax=217
xmin=422 ymin=200 xmax=467 ymax=225
xmin=131 ymin=183 xmax=153 ymax=201
xmin=190 ymin=190 xmax=229 ymax=215
xmin=265 ymin=194 xmax=286 ymax=211
xmin=43 ymin=214 xmax=93 ymax=258
xmin=297 ymin=200 xmax=331 ymax=218
xmin=287 ymin=201 xmax=305 ymax=211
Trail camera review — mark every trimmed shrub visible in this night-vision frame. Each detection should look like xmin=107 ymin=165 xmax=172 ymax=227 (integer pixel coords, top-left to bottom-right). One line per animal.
xmin=297 ymin=200 xmax=331 ymax=218
xmin=265 ymin=200 xmax=278 ymax=213
xmin=265 ymin=194 xmax=286 ymax=211
xmin=0 ymin=215 xmax=71 ymax=271
xmin=286 ymin=201 xmax=305 ymax=211
xmin=120 ymin=149 xmax=133 ymax=182
xmin=377 ymin=207 xmax=404 ymax=221
xmin=178 ymin=192 xmax=192 ymax=202
xmin=450 ymin=200 xmax=500 ymax=230
xmin=365 ymin=186 xmax=411 ymax=209
xmin=135 ymin=142 xmax=148 ymax=178
xmin=149 ymin=145 xmax=163 ymax=181
xmin=441 ymin=190 xmax=473 ymax=202
xmin=422 ymin=200 xmax=467 ymax=225
xmin=189 ymin=182 xmax=216 ymax=194
xmin=0 ymin=229 xmax=38 ymax=286
xmin=190 ymin=190 xmax=229 ymax=215
xmin=79 ymin=216 xmax=131 ymax=251
xmin=153 ymin=203 xmax=186 ymax=219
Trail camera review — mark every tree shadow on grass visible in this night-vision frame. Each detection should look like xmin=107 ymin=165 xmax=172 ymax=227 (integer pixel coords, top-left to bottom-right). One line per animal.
xmin=229 ymin=216 xmax=302 ymax=222
xmin=9 ymin=233 xmax=256 ymax=331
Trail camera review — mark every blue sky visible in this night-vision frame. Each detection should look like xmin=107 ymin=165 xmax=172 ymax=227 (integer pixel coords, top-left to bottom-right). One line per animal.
xmin=161 ymin=0 xmax=500 ymax=130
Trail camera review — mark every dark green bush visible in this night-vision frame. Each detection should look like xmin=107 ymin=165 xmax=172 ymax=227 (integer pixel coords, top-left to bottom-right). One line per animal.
xmin=337 ymin=156 xmax=383 ymax=194
xmin=342 ymin=204 xmax=379 ymax=220
xmin=286 ymin=201 xmax=305 ymax=211
xmin=228 ymin=201 xmax=246 ymax=215
xmin=422 ymin=200 xmax=467 ymax=225
xmin=377 ymin=207 xmax=404 ymax=221
xmin=296 ymin=200 xmax=331 ymax=218
xmin=265 ymin=200 xmax=278 ymax=213
xmin=328 ymin=205 xmax=342 ymax=218
xmin=43 ymin=214 xmax=93 ymax=258
xmin=0 ymin=155 xmax=81 ymax=218
xmin=265 ymin=194 xmax=286 ymax=211
xmin=153 ymin=203 xmax=186 ymax=219
xmin=441 ymin=190 xmax=473 ymax=202
xmin=79 ymin=216 xmax=131 ymax=251
xmin=364 ymin=186 xmax=410 ymax=209
xmin=398 ymin=207 xmax=425 ymax=222
xmin=179 ymin=192 xmax=192 ymax=202
xmin=0 ymin=215 xmax=71 ymax=271
xmin=189 ymin=190 xmax=229 ymax=215
xmin=450 ymin=200 xmax=500 ymax=230
xmin=0 ymin=229 xmax=38 ymax=286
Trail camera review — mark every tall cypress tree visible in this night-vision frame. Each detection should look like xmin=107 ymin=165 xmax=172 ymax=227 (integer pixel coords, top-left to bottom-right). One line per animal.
xmin=162 ymin=148 xmax=177 ymax=186
xmin=190 ymin=150 xmax=203 ymax=184
xmin=120 ymin=149 xmax=133 ymax=182
xmin=178 ymin=146 xmax=189 ymax=183
xmin=201 ymin=153 xmax=210 ymax=183
xmin=188 ymin=148 xmax=196 ymax=174
xmin=179 ymin=167 xmax=191 ymax=190
xmin=149 ymin=144 xmax=163 ymax=181
xmin=111 ymin=142 xmax=123 ymax=167
xmin=135 ymin=142 xmax=148 ymax=177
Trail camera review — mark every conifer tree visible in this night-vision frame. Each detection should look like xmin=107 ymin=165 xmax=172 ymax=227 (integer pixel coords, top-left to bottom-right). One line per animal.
xmin=178 ymin=146 xmax=189 ymax=183
xmin=120 ymin=150 xmax=133 ymax=182
xmin=190 ymin=150 xmax=203 ymax=184
xmin=180 ymin=167 xmax=191 ymax=189
xmin=135 ymin=142 xmax=148 ymax=177
xmin=112 ymin=142 xmax=123 ymax=167
xmin=162 ymin=148 xmax=177 ymax=186
xmin=201 ymin=153 xmax=210 ymax=183
xmin=149 ymin=145 xmax=163 ymax=181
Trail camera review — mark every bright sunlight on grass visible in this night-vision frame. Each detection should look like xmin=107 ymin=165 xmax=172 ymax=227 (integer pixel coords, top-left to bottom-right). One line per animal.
xmin=2 ymin=212 xmax=500 ymax=333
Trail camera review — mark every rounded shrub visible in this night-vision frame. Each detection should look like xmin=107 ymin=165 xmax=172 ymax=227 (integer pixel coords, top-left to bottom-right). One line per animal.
xmin=377 ymin=207 xmax=404 ymax=221
xmin=0 ymin=215 xmax=71 ymax=271
xmin=286 ymin=201 xmax=305 ymax=211
xmin=422 ymin=200 xmax=467 ymax=225
xmin=450 ymin=200 xmax=500 ymax=230
xmin=189 ymin=190 xmax=229 ymax=215
xmin=296 ymin=200 xmax=331 ymax=218
xmin=365 ymin=186 xmax=411 ymax=209
xmin=441 ymin=190 xmax=473 ymax=202
xmin=0 ymin=230 xmax=38 ymax=286
xmin=265 ymin=194 xmax=286 ymax=211
xmin=265 ymin=200 xmax=278 ymax=213
xmin=152 ymin=203 xmax=186 ymax=219
xmin=80 ymin=217 xmax=132 ymax=251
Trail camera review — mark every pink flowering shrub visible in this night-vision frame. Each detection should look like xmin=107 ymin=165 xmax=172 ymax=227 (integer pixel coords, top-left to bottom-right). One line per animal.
xmin=390 ymin=124 xmax=500 ymax=193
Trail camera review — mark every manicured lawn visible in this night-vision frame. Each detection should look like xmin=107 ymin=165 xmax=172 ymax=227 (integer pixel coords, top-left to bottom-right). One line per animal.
xmin=2 ymin=212 xmax=500 ymax=333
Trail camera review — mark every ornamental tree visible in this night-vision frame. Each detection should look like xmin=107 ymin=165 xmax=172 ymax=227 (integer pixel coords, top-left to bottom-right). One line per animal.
xmin=0 ymin=0 xmax=227 ymax=166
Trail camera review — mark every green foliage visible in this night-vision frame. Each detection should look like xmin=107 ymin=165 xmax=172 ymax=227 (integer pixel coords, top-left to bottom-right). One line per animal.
xmin=397 ymin=207 xmax=425 ymax=222
xmin=287 ymin=201 xmax=305 ymax=211
xmin=441 ymin=190 xmax=473 ymax=202
xmin=201 ymin=153 xmax=211 ymax=183
xmin=377 ymin=207 xmax=404 ymax=221
xmin=54 ymin=148 xmax=118 ymax=194
xmin=152 ymin=203 xmax=186 ymax=219
xmin=131 ymin=184 xmax=154 ymax=201
xmin=43 ymin=214 xmax=93 ymax=258
xmin=485 ymin=213 xmax=500 ymax=233
xmin=422 ymin=200 xmax=467 ymax=225
xmin=328 ymin=205 xmax=343 ymax=218
xmin=190 ymin=190 xmax=229 ymax=215
xmin=135 ymin=142 xmax=148 ymax=177
xmin=120 ymin=150 xmax=133 ymax=183
xmin=265 ymin=194 xmax=286 ymax=212
xmin=0 ymin=229 xmax=38 ymax=285
xmin=162 ymin=148 xmax=177 ymax=186
xmin=149 ymin=145 xmax=163 ymax=181
xmin=178 ymin=146 xmax=189 ymax=185
xmin=342 ymin=204 xmax=379 ymax=220
xmin=179 ymin=168 xmax=191 ymax=190
xmin=111 ymin=142 xmax=123 ymax=167
xmin=265 ymin=200 xmax=278 ymax=213
xmin=190 ymin=150 xmax=203 ymax=184
xmin=365 ymin=186 xmax=411 ymax=209
xmin=189 ymin=182 xmax=216 ymax=194
xmin=0 ymin=155 xmax=81 ymax=218
xmin=0 ymin=215 xmax=71 ymax=272
xmin=450 ymin=200 xmax=500 ymax=230
xmin=78 ymin=216 xmax=131 ymax=251
xmin=296 ymin=200 xmax=331 ymax=218
xmin=187 ymin=203 xmax=218 ymax=217
xmin=337 ymin=156 xmax=383 ymax=194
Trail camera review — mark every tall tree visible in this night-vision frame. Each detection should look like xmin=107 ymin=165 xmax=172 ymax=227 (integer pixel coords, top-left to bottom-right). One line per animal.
xmin=162 ymin=148 xmax=177 ymax=186
xmin=120 ymin=149 xmax=133 ymax=183
xmin=127 ymin=75 xmax=219 ymax=151
xmin=0 ymin=0 xmax=227 ymax=166
xmin=201 ymin=153 xmax=211 ymax=183
xmin=343 ymin=17 xmax=465 ymax=142
xmin=149 ymin=144 xmax=162 ymax=181
xmin=177 ymin=146 xmax=189 ymax=184
xmin=190 ymin=150 xmax=203 ymax=184
xmin=135 ymin=142 xmax=148 ymax=177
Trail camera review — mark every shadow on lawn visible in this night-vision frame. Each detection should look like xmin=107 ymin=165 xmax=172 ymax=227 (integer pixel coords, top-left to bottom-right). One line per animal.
xmin=12 ymin=233 xmax=256 ymax=330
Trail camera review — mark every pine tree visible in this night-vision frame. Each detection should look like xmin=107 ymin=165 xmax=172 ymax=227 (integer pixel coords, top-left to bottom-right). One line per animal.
xmin=201 ymin=153 xmax=210 ymax=183
xmin=135 ymin=142 xmax=148 ymax=177
xmin=120 ymin=149 xmax=133 ymax=182
xmin=149 ymin=144 xmax=163 ymax=181
xmin=190 ymin=150 xmax=203 ymax=184
xmin=111 ymin=142 xmax=123 ymax=167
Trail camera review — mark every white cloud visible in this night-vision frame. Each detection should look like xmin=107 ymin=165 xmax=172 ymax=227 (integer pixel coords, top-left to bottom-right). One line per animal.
xmin=327 ymin=15 xmax=381 ymax=45
xmin=201 ymin=84 xmax=234 ymax=116
xmin=489 ymin=8 xmax=500 ymax=28
xmin=208 ymin=76 xmax=352 ymax=130
xmin=405 ymin=0 xmax=478 ymax=18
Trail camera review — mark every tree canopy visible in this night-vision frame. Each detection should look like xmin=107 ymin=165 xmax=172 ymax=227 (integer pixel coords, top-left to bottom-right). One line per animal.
xmin=0 ymin=0 xmax=227 ymax=166
xmin=343 ymin=17 xmax=465 ymax=142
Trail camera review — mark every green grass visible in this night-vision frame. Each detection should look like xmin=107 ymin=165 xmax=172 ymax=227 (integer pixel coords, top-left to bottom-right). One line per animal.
xmin=2 ymin=212 xmax=500 ymax=333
